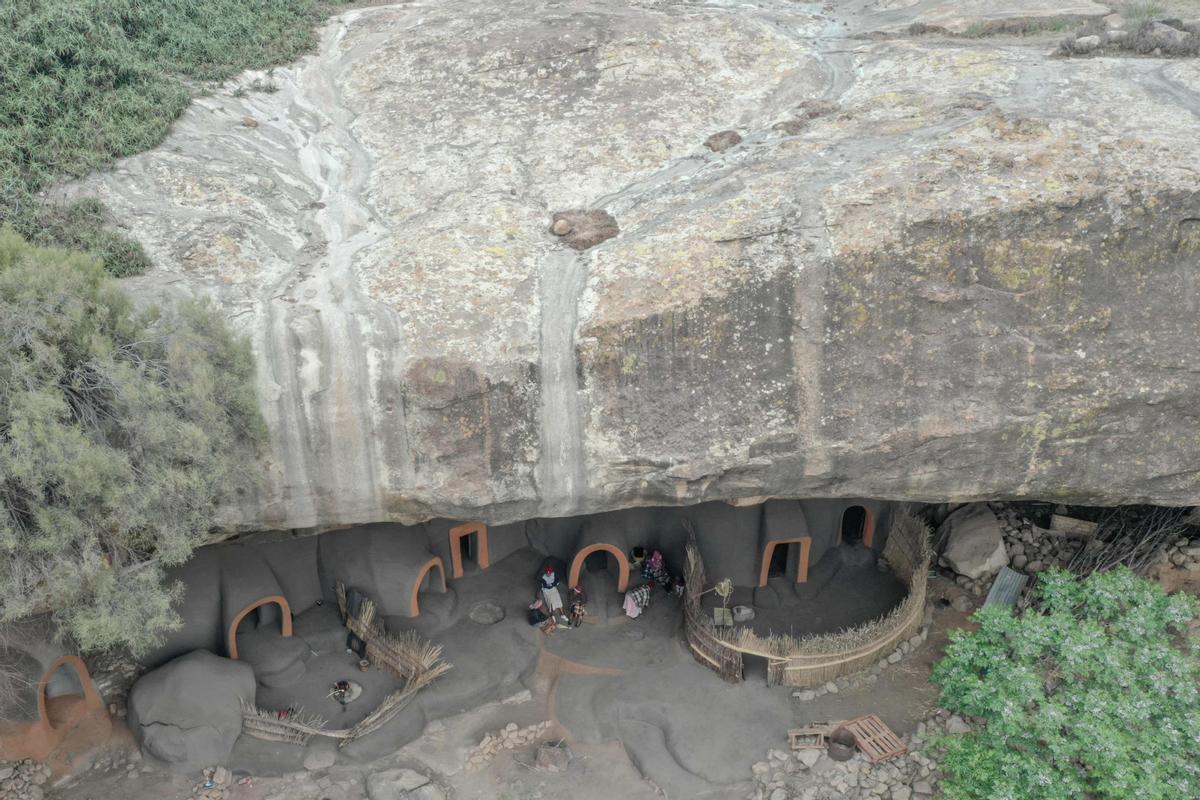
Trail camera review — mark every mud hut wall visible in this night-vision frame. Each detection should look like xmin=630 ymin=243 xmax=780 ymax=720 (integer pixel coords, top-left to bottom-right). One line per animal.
xmin=485 ymin=520 xmax=530 ymax=565
xmin=526 ymin=507 xmax=686 ymax=571
xmin=422 ymin=519 xmax=458 ymax=576
xmin=145 ymin=549 xmax=224 ymax=667
xmin=762 ymin=500 xmax=813 ymax=582
xmin=317 ymin=522 xmax=438 ymax=618
xmin=798 ymin=498 xmax=892 ymax=568
xmin=573 ymin=518 xmax=634 ymax=560
xmin=219 ymin=545 xmax=290 ymax=654
xmin=525 ymin=516 xmax=583 ymax=562
xmin=685 ymin=502 xmax=764 ymax=588
xmin=777 ymin=511 xmax=928 ymax=688
xmin=681 ymin=507 xmax=926 ymax=687
xmin=254 ymin=535 xmax=323 ymax=615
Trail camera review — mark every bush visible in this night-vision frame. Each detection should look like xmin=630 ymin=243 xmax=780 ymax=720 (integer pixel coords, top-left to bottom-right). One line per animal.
xmin=0 ymin=231 xmax=264 ymax=655
xmin=0 ymin=0 xmax=345 ymax=276
xmin=931 ymin=567 xmax=1200 ymax=799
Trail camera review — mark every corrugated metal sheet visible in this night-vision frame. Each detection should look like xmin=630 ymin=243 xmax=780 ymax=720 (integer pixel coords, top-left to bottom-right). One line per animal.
xmin=984 ymin=566 xmax=1029 ymax=608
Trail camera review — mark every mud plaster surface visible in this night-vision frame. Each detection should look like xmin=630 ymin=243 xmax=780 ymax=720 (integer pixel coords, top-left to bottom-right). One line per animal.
xmin=51 ymin=558 xmax=970 ymax=800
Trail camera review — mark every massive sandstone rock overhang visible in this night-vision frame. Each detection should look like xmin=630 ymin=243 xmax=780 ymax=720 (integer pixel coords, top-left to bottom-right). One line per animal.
xmin=66 ymin=0 xmax=1200 ymax=530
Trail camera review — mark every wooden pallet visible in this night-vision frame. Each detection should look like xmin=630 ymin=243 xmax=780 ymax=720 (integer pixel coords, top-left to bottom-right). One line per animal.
xmin=843 ymin=714 xmax=907 ymax=763
xmin=787 ymin=721 xmax=844 ymax=751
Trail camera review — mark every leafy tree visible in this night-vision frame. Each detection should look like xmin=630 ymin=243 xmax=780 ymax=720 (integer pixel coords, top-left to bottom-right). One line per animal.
xmin=0 ymin=231 xmax=263 ymax=654
xmin=932 ymin=566 xmax=1200 ymax=799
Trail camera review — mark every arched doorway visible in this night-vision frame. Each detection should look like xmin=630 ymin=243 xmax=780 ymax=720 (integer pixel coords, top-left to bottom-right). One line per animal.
xmin=410 ymin=557 xmax=448 ymax=616
xmin=568 ymin=544 xmax=630 ymax=592
xmin=448 ymin=522 xmax=490 ymax=579
xmin=37 ymin=656 xmax=103 ymax=733
xmin=227 ymin=596 xmax=293 ymax=660
xmin=838 ymin=506 xmax=875 ymax=548
xmin=758 ymin=538 xmax=812 ymax=587
xmin=0 ymin=655 xmax=110 ymax=763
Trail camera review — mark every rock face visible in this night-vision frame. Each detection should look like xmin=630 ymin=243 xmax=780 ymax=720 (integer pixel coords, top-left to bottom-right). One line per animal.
xmin=70 ymin=0 xmax=1200 ymax=530
xmin=127 ymin=651 xmax=255 ymax=770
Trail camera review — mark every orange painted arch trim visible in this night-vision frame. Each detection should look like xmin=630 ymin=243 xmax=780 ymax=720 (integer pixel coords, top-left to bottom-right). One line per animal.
xmin=410 ymin=557 xmax=448 ymax=616
xmin=227 ymin=595 xmax=293 ymax=660
xmin=568 ymin=544 xmax=631 ymax=592
xmin=448 ymin=522 xmax=490 ymax=579
xmin=837 ymin=506 xmax=876 ymax=548
xmin=758 ymin=537 xmax=812 ymax=587
xmin=37 ymin=656 xmax=103 ymax=731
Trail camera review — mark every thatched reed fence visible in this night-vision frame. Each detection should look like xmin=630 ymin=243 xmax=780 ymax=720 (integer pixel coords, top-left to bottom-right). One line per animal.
xmin=683 ymin=539 xmax=744 ymax=682
xmin=683 ymin=508 xmax=931 ymax=688
xmin=241 ymin=586 xmax=451 ymax=747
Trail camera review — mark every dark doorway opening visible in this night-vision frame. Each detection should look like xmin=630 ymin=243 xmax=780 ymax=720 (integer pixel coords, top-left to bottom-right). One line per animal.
xmin=842 ymin=506 xmax=867 ymax=545
xmin=459 ymin=532 xmax=475 ymax=568
xmin=768 ymin=542 xmax=790 ymax=578
xmin=743 ymin=653 xmax=769 ymax=683
xmin=585 ymin=549 xmax=609 ymax=574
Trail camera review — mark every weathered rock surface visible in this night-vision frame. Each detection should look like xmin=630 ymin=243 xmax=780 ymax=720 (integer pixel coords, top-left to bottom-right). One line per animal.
xmin=126 ymin=651 xmax=255 ymax=770
xmin=69 ymin=0 xmax=1200 ymax=530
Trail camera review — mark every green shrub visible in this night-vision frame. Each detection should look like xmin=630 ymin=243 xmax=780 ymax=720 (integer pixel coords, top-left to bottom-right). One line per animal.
xmin=0 ymin=0 xmax=345 ymax=276
xmin=0 ymin=230 xmax=264 ymax=654
xmin=931 ymin=566 xmax=1200 ymax=799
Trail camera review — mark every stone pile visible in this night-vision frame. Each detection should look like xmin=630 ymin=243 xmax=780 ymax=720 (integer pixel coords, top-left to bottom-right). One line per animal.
xmin=992 ymin=503 xmax=1085 ymax=577
xmin=944 ymin=503 xmax=1085 ymax=599
xmin=87 ymin=747 xmax=144 ymax=779
xmin=192 ymin=765 xmax=233 ymax=800
xmin=1161 ymin=535 xmax=1200 ymax=572
xmin=792 ymin=616 xmax=932 ymax=703
xmin=0 ymin=759 xmax=51 ymax=800
xmin=464 ymin=720 xmax=554 ymax=772
xmin=748 ymin=713 xmax=963 ymax=800
xmin=88 ymin=650 xmax=143 ymax=715
xmin=1061 ymin=14 xmax=1200 ymax=56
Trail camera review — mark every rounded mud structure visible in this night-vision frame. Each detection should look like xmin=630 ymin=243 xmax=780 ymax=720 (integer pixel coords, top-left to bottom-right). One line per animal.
xmin=683 ymin=509 xmax=932 ymax=687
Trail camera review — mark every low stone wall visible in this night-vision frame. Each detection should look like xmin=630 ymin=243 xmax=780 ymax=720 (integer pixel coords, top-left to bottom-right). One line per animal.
xmin=683 ymin=509 xmax=931 ymax=687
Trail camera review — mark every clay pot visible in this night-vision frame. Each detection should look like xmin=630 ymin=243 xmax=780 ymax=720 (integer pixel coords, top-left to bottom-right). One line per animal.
xmin=827 ymin=727 xmax=857 ymax=761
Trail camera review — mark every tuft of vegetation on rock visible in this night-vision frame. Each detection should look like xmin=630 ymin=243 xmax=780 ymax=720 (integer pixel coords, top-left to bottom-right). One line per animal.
xmin=932 ymin=566 xmax=1200 ymax=799
xmin=0 ymin=0 xmax=346 ymax=276
xmin=0 ymin=231 xmax=264 ymax=655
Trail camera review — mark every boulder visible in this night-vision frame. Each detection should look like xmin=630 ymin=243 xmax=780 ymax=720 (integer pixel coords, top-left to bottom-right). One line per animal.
xmin=68 ymin=0 xmax=1200 ymax=529
xmin=704 ymin=130 xmax=742 ymax=153
xmin=127 ymin=651 xmax=255 ymax=770
xmin=1070 ymin=34 xmax=1101 ymax=53
xmin=946 ymin=715 xmax=972 ymax=735
xmin=1141 ymin=21 xmax=1195 ymax=51
xmin=943 ymin=511 xmax=1008 ymax=580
